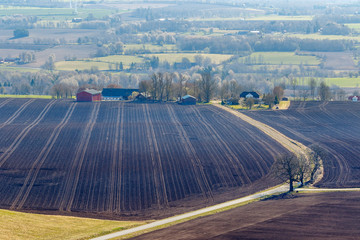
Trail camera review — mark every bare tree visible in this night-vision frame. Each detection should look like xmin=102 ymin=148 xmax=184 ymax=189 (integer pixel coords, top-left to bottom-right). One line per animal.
xmin=290 ymin=77 xmax=297 ymax=100
xmin=164 ymin=72 xmax=173 ymax=101
xmin=309 ymin=144 xmax=327 ymax=183
xmin=309 ymin=78 xmax=317 ymax=100
xmin=272 ymin=153 xmax=300 ymax=192
xmin=297 ymin=154 xmax=311 ymax=186
xmin=319 ymin=81 xmax=331 ymax=101
xmin=200 ymin=67 xmax=216 ymax=103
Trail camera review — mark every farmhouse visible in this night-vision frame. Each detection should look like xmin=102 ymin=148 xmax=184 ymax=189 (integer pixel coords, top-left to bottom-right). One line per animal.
xmin=76 ymin=89 xmax=101 ymax=102
xmin=179 ymin=95 xmax=196 ymax=105
xmin=134 ymin=93 xmax=147 ymax=102
xmin=240 ymin=91 xmax=260 ymax=99
xmin=349 ymin=96 xmax=360 ymax=102
xmin=102 ymin=88 xmax=139 ymax=100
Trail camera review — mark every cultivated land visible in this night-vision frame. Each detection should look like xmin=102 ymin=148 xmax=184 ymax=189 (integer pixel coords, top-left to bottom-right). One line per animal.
xmin=0 ymin=99 xmax=287 ymax=219
xmin=131 ymin=191 xmax=360 ymax=240
xmin=245 ymin=101 xmax=360 ymax=188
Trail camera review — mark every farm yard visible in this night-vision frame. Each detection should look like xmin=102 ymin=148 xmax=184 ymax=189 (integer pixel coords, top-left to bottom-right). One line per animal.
xmin=245 ymin=101 xmax=360 ymax=188
xmin=0 ymin=98 xmax=288 ymax=219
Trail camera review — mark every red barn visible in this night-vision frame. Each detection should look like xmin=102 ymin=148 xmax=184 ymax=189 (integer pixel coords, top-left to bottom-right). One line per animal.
xmin=76 ymin=89 xmax=101 ymax=102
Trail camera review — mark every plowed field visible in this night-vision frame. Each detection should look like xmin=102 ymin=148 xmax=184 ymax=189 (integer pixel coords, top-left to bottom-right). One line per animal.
xmin=0 ymin=99 xmax=287 ymax=219
xmin=245 ymin=101 xmax=360 ymax=188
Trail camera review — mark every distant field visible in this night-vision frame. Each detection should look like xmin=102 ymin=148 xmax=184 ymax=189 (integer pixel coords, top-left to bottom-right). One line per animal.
xmin=125 ymin=44 xmax=176 ymax=52
xmin=144 ymin=53 xmax=233 ymax=64
xmin=323 ymin=77 xmax=360 ymax=88
xmin=286 ymin=33 xmax=360 ymax=41
xmin=0 ymin=209 xmax=146 ymax=240
xmin=92 ymin=55 xmax=144 ymax=64
xmin=345 ymin=23 xmax=360 ymax=33
xmin=0 ymin=5 xmax=118 ymax=20
xmin=240 ymin=52 xmax=320 ymax=65
xmin=0 ymin=94 xmax=52 ymax=99
xmin=55 ymin=60 xmax=110 ymax=71
xmin=248 ymin=15 xmax=313 ymax=21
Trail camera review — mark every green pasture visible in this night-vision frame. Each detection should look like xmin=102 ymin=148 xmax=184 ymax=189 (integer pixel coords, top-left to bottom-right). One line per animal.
xmin=0 ymin=94 xmax=53 ymax=99
xmin=285 ymin=33 xmax=360 ymax=41
xmin=0 ymin=209 xmax=146 ymax=240
xmin=345 ymin=23 xmax=360 ymax=33
xmin=91 ymin=55 xmax=144 ymax=65
xmin=247 ymin=15 xmax=313 ymax=21
xmin=240 ymin=52 xmax=320 ymax=65
xmin=323 ymin=77 xmax=360 ymax=88
xmin=0 ymin=66 xmax=40 ymax=73
xmin=143 ymin=53 xmax=233 ymax=64
xmin=0 ymin=5 xmax=117 ymax=21
xmin=125 ymin=44 xmax=176 ymax=52
xmin=278 ymin=77 xmax=360 ymax=88
xmin=55 ymin=61 xmax=111 ymax=71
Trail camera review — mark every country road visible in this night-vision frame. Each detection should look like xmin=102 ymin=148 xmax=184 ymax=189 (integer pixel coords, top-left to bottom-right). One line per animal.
xmin=91 ymin=184 xmax=290 ymax=240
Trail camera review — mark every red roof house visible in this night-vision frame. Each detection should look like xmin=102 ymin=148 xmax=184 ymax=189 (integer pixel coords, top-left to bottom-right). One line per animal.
xmin=76 ymin=89 xmax=101 ymax=102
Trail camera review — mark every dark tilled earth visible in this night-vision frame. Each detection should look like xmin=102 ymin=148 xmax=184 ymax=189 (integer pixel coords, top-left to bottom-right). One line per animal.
xmin=132 ymin=191 xmax=360 ymax=240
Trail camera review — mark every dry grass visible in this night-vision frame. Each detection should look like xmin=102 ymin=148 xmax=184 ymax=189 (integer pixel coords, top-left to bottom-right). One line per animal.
xmin=0 ymin=209 xmax=146 ymax=240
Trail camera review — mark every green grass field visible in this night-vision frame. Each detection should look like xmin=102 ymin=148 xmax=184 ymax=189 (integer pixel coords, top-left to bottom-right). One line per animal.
xmin=125 ymin=44 xmax=177 ymax=52
xmin=92 ymin=55 xmax=144 ymax=65
xmin=143 ymin=53 xmax=233 ymax=64
xmin=0 ymin=209 xmax=146 ymax=240
xmin=55 ymin=61 xmax=111 ymax=71
xmin=247 ymin=15 xmax=313 ymax=21
xmin=322 ymin=77 xmax=360 ymax=88
xmin=0 ymin=5 xmax=118 ymax=21
xmin=0 ymin=94 xmax=53 ymax=99
xmin=240 ymin=52 xmax=320 ymax=65
xmin=285 ymin=33 xmax=360 ymax=41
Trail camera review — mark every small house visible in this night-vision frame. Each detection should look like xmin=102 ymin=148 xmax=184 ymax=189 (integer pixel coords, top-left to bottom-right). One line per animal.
xmin=180 ymin=95 xmax=196 ymax=105
xmin=349 ymin=96 xmax=360 ymax=102
xmin=240 ymin=91 xmax=260 ymax=99
xmin=102 ymin=88 xmax=139 ymax=101
xmin=76 ymin=89 xmax=101 ymax=102
xmin=134 ymin=93 xmax=147 ymax=102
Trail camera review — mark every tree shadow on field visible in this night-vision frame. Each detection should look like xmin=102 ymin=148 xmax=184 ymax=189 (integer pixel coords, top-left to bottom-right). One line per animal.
xmin=261 ymin=192 xmax=298 ymax=201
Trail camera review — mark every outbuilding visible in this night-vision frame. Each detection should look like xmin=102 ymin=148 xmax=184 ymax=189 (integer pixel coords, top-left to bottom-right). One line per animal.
xmin=102 ymin=88 xmax=139 ymax=100
xmin=349 ymin=96 xmax=360 ymax=102
xmin=180 ymin=95 xmax=197 ymax=105
xmin=240 ymin=91 xmax=260 ymax=99
xmin=76 ymin=89 xmax=101 ymax=102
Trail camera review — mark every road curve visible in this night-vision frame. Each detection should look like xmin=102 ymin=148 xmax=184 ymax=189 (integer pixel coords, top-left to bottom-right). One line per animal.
xmin=91 ymin=184 xmax=290 ymax=240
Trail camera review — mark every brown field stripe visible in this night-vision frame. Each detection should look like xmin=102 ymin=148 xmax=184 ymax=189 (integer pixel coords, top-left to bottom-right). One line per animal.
xmin=204 ymin=107 xmax=266 ymax=182
xmin=115 ymin=103 xmax=124 ymax=212
xmin=11 ymin=102 xmax=78 ymax=210
xmin=0 ymin=100 xmax=57 ymax=167
xmin=109 ymin=103 xmax=124 ymax=212
xmin=0 ymin=98 xmax=13 ymax=108
xmin=166 ymin=105 xmax=213 ymax=200
xmin=58 ymin=103 xmax=100 ymax=212
xmin=143 ymin=104 xmax=169 ymax=208
xmin=0 ymin=99 xmax=35 ymax=129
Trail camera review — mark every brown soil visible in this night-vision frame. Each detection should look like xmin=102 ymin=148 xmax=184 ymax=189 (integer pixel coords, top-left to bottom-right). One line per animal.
xmin=132 ymin=191 xmax=360 ymax=240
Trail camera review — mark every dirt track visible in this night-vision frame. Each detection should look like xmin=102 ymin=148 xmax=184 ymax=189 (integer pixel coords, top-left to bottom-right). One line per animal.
xmin=131 ymin=191 xmax=360 ymax=240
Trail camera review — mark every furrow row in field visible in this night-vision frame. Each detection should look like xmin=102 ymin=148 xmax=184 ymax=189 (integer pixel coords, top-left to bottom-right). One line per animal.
xmin=0 ymin=98 xmax=12 ymax=109
xmin=11 ymin=102 xmax=77 ymax=210
xmin=166 ymin=105 xmax=213 ymax=200
xmin=143 ymin=104 xmax=169 ymax=208
xmin=0 ymin=99 xmax=35 ymax=129
xmin=58 ymin=103 xmax=100 ymax=211
xmin=0 ymin=100 xmax=56 ymax=167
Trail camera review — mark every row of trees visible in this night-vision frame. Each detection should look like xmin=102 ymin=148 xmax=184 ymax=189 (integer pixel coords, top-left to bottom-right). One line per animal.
xmin=272 ymin=145 xmax=326 ymax=192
